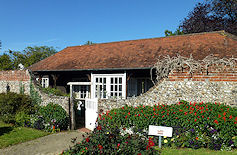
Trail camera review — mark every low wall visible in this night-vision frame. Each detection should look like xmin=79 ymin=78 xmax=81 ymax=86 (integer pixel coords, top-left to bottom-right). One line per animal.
xmin=99 ymin=69 xmax=237 ymax=113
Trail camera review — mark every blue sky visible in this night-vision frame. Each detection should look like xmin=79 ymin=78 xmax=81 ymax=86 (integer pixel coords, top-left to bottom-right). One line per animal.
xmin=0 ymin=0 xmax=204 ymax=54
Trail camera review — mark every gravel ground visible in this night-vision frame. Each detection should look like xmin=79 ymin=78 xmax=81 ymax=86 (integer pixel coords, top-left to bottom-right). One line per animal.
xmin=0 ymin=130 xmax=84 ymax=155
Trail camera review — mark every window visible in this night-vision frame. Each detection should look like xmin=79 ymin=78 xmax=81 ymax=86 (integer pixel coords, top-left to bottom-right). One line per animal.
xmin=42 ymin=78 xmax=49 ymax=88
xmin=36 ymin=77 xmax=49 ymax=88
xmin=91 ymin=74 xmax=126 ymax=99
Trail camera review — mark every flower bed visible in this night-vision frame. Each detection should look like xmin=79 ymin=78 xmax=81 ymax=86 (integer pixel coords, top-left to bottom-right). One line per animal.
xmin=63 ymin=101 xmax=237 ymax=154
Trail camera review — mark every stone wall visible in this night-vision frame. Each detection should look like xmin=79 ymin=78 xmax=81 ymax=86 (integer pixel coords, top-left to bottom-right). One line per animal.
xmin=99 ymin=68 xmax=237 ymax=113
xmin=0 ymin=70 xmax=70 ymax=113
xmin=0 ymin=70 xmax=31 ymax=94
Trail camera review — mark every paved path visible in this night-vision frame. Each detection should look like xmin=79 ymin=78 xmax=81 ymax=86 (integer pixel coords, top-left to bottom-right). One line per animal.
xmin=0 ymin=130 xmax=85 ymax=155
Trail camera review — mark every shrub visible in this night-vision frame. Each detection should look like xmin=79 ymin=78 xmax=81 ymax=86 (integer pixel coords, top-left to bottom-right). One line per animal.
xmin=63 ymin=124 xmax=158 ymax=154
xmin=42 ymin=87 xmax=68 ymax=96
xmin=98 ymin=101 xmax=237 ymax=150
xmin=39 ymin=103 xmax=69 ymax=131
xmin=15 ymin=111 xmax=31 ymax=127
xmin=0 ymin=92 xmax=36 ymax=124
xmin=63 ymin=101 xmax=237 ymax=154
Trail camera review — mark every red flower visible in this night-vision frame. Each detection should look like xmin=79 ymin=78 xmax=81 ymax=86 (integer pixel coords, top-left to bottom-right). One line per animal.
xmin=162 ymin=115 xmax=164 ymax=118
xmin=218 ymin=114 xmax=221 ymax=118
xmin=53 ymin=126 xmax=55 ymax=130
xmin=125 ymin=115 xmax=128 ymax=119
xmin=148 ymin=140 xmax=155 ymax=147
xmin=122 ymin=107 xmax=124 ymax=109
xmin=114 ymin=112 xmax=117 ymax=115
xmin=196 ymin=137 xmax=199 ymax=140
xmin=176 ymin=117 xmax=178 ymax=119
xmin=214 ymin=119 xmax=219 ymax=124
xmin=235 ymin=117 xmax=237 ymax=121
xmin=128 ymin=112 xmax=130 ymax=115
xmin=138 ymin=153 xmax=142 ymax=155
xmin=223 ymin=117 xmax=226 ymax=122
xmin=202 ymin=115 xmax=204 ymax=118
xmin=207 ymin=117 xmax=209 ymax=119
xmin=167 ymin=113 xmax=169 ymax=116
xmin=194 ymin=119 xmax=197 ymax=122
xmin=86 ymin=137 xmax=90 ymax=142
xmin=229 ymin=115 xmax=233 ymax=119
xmin=194 ymin=112 xmax=197 ymax=116
xmin=123 ymin=127 xmax=126 ymax=130
xmin=223 ymin=112 xmax=226 ymax=116
xmin=98 ymin=144 xmax=103 ymax=150
xmin=184 ymin=112 xmax=187 ymax=115
xmin=85 ymin=147 xmax=88 ymax=150
xmin=97 ymin=125 xmax=102 ymax=130
xmin=138 ymin=114 xmax=141 ymax=116
xmin=173 ymin=112 xmax=176 ymax=114
xmin=117 ymin=143 xmax=120 ymax=148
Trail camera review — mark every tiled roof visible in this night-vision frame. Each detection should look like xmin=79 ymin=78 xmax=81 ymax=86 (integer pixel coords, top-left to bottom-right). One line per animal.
xmin=29 ymin=31 xmax=237 ymax=71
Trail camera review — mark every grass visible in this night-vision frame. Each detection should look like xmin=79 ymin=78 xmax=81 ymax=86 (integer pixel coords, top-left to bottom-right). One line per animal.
xmin=0 ymin=121 xmax=49 ymax=149
xmin=160 ymin=147 xmax=237 ymax=155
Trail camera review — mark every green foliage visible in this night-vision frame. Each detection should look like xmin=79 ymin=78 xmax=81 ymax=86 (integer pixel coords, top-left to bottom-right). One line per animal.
xmin=42 ymin=87 xmax=69 ymax=96
xmin=97 ymin=101 xmax=237 ymax=150
xmin=63 ymin=101 xmax=237 ymax=154
xmin=84 ymin=41 xmax=95 ymax=45
xmin=30 ymin=82 xmax=42 ymax=105
xmin=0 ymin=46 xmax=57 ymax=70
xmin=63 ymin=124 xmax=158 ymax=154
xmin=15 ymin=111 xmax=30 ymax=127
xmin=39 ymin=103 xmax=69 ymax=131
xmin=0 ymin=54 xmax=13 ymax=70
xmin=0 ymin=92 xmax=37 ymax=124
xmin=165 ymin=28 xmax=184 ymax=36
xmin=19 ymin=81 xmax=25 ymax=94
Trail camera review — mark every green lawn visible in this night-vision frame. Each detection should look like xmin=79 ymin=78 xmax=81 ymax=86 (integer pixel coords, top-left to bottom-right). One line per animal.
xmin=161 ymin=148 xmax=237 ymax=155
xmin=0 ymin=121 xmax=49 ymax=149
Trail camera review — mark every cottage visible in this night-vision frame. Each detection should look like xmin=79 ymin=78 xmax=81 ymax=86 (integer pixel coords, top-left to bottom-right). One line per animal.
xmin=29 ymin=31 xmax=237 ymax=129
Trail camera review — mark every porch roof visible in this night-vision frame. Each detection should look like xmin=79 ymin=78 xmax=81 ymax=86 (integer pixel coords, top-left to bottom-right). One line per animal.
xmin=29 ymin=31 xmax=237 ymax=72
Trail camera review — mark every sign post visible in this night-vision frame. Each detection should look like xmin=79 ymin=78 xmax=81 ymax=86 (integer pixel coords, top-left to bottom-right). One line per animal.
xmin=148 ymin=125 xmax=173 ymax=148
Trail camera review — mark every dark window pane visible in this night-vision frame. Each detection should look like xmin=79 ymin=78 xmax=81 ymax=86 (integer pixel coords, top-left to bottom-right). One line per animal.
xmin=119 ymin=77 xmax=122 ymax=84
xmin=115 ymin=78 xmax=118 ymax=84
xmin=119 ymin=85 xmax=122 ymax=91
xmin=115 ymin=85 xmax=117 ymax=91
xmin=111 ymin=78 xmax=113 ymax=84
xmin=111 ymin=85 xmax=113 ymax=91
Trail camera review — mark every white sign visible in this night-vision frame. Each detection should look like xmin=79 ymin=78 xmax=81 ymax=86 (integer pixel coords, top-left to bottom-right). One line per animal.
xmin=148 ymin=125 xmax=173 ymax=137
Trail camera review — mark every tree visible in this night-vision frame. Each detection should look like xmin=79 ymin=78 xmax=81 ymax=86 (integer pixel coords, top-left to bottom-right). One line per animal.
xmin=84 ymin=41 xmax=95 ymax=45
xmin=179 ymin=1 xmax=237 ymax=35
xmin=0 ymin=46 xmax=57 ymax=70
xmin=0 ymin=54 xmax=13 ymax=70
xmin=164 ymin=28 xmax=184 ymax=36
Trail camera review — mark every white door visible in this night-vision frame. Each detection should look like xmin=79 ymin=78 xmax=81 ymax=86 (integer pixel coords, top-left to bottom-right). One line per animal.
xmin=85 ymin=98 xmax=98 ymax=130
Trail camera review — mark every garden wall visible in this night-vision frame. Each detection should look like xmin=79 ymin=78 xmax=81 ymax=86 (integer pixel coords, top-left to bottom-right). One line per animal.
xmin=0 ymin=70 xmax=69 ymax=113
xmin=99 ymin=68 xmax=237 ymax=113
xmin=0 ymin=70 xmax=31 ymax=94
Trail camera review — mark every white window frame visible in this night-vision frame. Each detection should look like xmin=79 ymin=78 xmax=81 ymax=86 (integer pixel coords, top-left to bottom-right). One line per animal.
xmin=36 ymin=76 xmax=49 ymax=88
xmin=91 ymin=73 xmax=126 ymax=99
